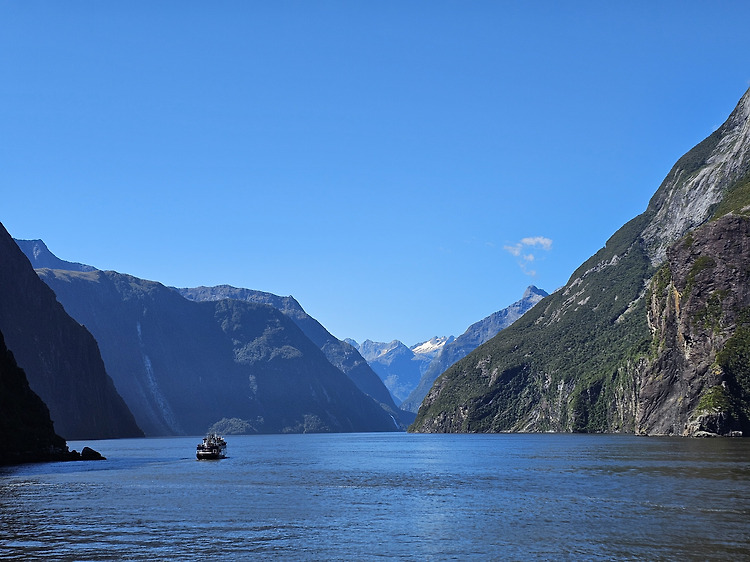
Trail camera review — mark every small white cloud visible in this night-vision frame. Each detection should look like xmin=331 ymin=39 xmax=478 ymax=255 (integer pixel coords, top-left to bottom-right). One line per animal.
xmin=520 ymin=236 xmax=553 ymax=251
xmin=503 ymin=244 xmax=521 ymax=256
xmin=504 ymin=236 xmax=552 ymax=276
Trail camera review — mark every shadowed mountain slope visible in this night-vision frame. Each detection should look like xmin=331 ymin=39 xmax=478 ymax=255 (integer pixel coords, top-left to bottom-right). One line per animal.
xmin=0 ymin=330 xmax=70 ymax=464
xmin=178 ymin=285 xmax=412 ymax=427
xmin=38 ymin=270 xmax=401 ymax=436
xmin=0 ymin=223 xmax=142 ymax=440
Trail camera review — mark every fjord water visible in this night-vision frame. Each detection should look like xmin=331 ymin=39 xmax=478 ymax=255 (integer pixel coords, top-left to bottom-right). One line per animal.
xmin=1 ymin=434 xmax=749 ymax=560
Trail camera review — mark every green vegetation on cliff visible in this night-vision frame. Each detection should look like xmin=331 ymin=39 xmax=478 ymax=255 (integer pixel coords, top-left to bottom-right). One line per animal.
xmin=411 ymin=226 xmax=653 ymax=433
xmin=716 ymin=311 xmax=750 ymax=427
xmin=711 ymin=171 xmax=750 ymax=219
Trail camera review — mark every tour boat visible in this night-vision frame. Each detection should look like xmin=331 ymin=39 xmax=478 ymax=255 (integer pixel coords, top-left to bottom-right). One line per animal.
xmin=196 ymin=433 xmax=227 ymax=460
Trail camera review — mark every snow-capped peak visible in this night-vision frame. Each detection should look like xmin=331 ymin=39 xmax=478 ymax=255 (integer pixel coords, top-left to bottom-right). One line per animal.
xmin=410 ymin=336 xmax=454 ymax=356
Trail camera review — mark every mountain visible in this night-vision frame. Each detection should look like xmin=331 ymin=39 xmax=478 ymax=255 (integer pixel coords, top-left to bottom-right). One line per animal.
xmin=0 ymin=223 xmax=142 ymax=440
xmin=641 ymin=213 xmax=750 ymax=436
xmin=410 ymin=336 xmax=455 ymax=360
xmin=351 ymin=338 xmax=447 ymax=404
xmin=401 ymin=286 xmax=548 ymax=413
xmin=352 ymin=288 xmax=547 ymax=411
xmin=15 ymin=238 xmax=96 ymax=272
xmin=36 ymin=269 xmax=400 ymax=435
xmin=177 ymin=285 xmax=412 ymax=427
xmin=411 ymin=87 xmax=750 ymax=437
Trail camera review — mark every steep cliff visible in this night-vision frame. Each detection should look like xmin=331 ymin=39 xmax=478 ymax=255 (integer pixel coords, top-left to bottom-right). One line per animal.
xmin=0 ymin=330 xmax=70 ymax=464
xmin=411 ymin=87 xmax=750 ymax=436
xmin=639 ymin=214 xmax=750 ymax=435
xmin=0 ymin=223 xmax=142 ymax=440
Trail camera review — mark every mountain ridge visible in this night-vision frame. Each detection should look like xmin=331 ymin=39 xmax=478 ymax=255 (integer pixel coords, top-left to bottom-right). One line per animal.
xmin=401 ymin=285 xmax=547 ymax=412
xmin=17 ymin=245 xmax=411 ymax=428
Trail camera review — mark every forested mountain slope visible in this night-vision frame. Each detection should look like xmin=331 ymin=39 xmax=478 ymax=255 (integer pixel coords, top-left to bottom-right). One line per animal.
xmin=401 ymin=286 xmax=547 ymax=413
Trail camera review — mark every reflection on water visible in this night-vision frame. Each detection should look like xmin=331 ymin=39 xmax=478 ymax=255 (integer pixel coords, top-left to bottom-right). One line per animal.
xmin=1 ymin=433 xmax=749 ymax=560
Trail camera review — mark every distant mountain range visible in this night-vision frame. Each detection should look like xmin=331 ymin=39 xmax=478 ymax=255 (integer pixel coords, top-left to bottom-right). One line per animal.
xmin=350 ymin=286 xmax=548 ymax=412
xmin=403 ymin=285 xmax=548 ymax=412
xmin=348 ymin=336 xmax=454 ymax=405
xmin=35 ymin=269 xmax=400 ymax=436
xmin=412 ymin=86 xmax=750 ymax=437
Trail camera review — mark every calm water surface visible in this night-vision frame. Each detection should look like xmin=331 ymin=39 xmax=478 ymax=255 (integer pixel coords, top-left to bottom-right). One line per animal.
xmin=1 ymin=433 xmax=749 ymax=560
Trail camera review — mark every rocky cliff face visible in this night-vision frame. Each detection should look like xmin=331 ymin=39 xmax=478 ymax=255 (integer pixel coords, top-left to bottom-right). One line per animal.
xmin=639 ymin=214 xmax=750 ymax=435
xmin=0 ymin=224 xmax=142 ymax=440
xmin=39 ymin=271 xmax=401 ymax=436
xmin=411 ymin=87 xmax=750 ymax=436
xmin=642 ymin=88 xmax=750 ymax=265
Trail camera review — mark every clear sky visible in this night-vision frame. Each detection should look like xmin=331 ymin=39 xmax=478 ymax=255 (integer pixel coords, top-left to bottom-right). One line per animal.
xmin=2 ymin=2 xmax=749 ymax=346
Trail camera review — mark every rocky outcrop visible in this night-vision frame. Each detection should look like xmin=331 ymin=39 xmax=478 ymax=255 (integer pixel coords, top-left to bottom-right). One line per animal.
xmin=642 ymin=88 xmax=750 ymax=264
xmin=639 ymin=214 xmax=750 ymax=435
xmin=0 ymin=224 xmax=142 ymax=440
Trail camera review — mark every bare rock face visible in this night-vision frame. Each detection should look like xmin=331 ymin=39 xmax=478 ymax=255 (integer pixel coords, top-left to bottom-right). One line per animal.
xmin=639 ymin=214 xmax=750 ymax=436
xmin=641 ymin=88 xmax=750 ymax=265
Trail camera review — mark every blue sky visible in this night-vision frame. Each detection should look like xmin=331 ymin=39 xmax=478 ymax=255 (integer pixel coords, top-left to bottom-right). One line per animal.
xmin=2 ymin=2 xmax=750 ymax=346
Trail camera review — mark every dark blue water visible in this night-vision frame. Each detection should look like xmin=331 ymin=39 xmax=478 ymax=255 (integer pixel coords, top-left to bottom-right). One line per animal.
xmin=1 ymin=433 xmax=749 ymax=560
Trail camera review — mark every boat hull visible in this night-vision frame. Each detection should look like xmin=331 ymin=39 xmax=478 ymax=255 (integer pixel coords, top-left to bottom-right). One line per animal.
xmin=196 ymin=433 xmax=227 ymax=460
xmin=196 ymin=449 xmax=226 ymax=460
